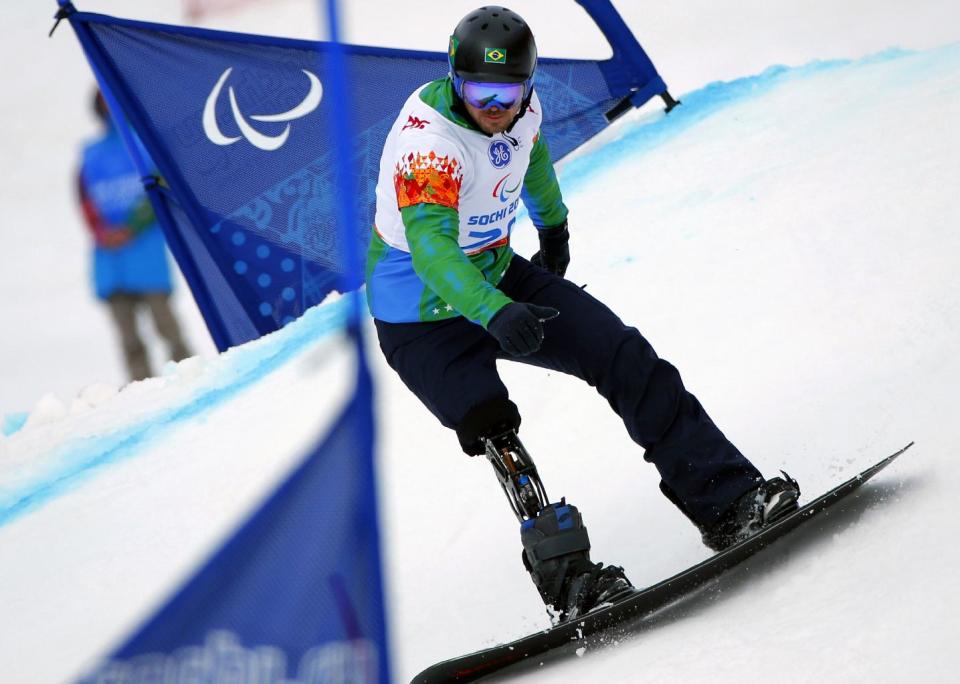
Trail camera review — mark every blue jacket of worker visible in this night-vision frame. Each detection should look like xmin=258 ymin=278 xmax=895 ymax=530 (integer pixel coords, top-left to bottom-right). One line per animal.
xmin=79 ymin=125 xmax=173 ymax=300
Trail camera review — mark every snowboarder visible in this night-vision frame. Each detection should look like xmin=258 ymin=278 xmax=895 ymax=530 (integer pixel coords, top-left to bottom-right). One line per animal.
xmin=78 ymin=90 xmax=190 ymax=381
xmin=367 ymin=6 xmax=800 ymax=622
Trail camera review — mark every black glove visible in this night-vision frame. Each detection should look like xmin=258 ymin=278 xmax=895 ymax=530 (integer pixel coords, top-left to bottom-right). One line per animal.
xmin=530 ymin=221 xmax=570 ymax=277
xmin=487 ymin=302 xmax=559 ymax=356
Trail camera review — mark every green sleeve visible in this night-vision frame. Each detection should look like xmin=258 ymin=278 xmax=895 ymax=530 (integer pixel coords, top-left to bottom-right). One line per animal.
xmin=402 ymin=203 xmax=512 ymax=327
xmin=521 ymin=133 xmax=569 ymax=228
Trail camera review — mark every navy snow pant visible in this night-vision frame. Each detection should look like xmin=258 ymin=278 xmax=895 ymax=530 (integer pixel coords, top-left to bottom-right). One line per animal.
xmin=374 ymin=255 xmax=763 ymax=526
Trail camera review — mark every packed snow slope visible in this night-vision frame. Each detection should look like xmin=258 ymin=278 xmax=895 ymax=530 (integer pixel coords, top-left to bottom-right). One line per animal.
xmin=2 ymin=2 xmax=960 ymax=684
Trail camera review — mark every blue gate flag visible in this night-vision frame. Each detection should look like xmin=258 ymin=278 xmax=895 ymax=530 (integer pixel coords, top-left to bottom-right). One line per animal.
xmin=58 ymin=0 xmax=669 ymax=351
xmin=65 ymin=0 xmax=390 ymax=680
xmin=79 ymin=365 xmax=387 ymax=684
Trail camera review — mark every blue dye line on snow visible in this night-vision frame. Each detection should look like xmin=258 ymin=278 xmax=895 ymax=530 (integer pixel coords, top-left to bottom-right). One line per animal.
xmin=514 ymin=45 xmax=925 ymax=224
xmin=555 ymin=43 xmax=960 ymax=198
xmin=0 ymin=299 xmax=351 ymax=528
xmin=2 ymin=412 xmax=28 ymax=437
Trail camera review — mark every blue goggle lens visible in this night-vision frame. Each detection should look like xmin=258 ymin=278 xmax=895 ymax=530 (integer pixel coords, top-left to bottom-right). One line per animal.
xmin=459 ymin=80 xmax=526 ymax=110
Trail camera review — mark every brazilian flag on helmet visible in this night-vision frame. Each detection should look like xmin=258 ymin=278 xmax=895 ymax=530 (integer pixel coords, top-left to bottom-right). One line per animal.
xmin=484 ymin=48 xmax=507 ymax=64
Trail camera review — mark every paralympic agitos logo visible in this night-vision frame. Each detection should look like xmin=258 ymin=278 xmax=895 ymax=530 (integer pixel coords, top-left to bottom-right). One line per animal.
xmin=493 ymin=173 xmax=521 ymax=203
xmin=203 ymin=67 xmax=322 ymax=152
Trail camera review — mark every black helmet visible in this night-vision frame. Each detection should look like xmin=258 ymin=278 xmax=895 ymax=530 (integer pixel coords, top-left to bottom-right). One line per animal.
xmin=448 ymin=6 xmax=537 ymax=84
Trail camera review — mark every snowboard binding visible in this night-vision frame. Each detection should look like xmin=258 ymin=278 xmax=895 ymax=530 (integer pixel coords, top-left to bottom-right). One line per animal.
xmin=457 ymin=399 xmax=633 ymax=620
xmin=483 ymin=429 xmax=634 ymax=622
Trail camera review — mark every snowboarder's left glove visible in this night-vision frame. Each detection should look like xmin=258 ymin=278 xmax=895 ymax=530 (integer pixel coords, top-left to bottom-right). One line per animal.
xmin=487 ymin=302 xmax=559 ymax=356
xmin=531 ymin=221 xmax=570 ymax=277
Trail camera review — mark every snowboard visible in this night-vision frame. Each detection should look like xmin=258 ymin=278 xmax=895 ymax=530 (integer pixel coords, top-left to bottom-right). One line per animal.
xmin=412 ymin=442 xmax=913 ymax=683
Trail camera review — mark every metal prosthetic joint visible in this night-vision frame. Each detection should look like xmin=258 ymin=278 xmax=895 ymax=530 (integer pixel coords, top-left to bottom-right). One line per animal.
xmin=483 ymin=429 xmax=549 ymax=522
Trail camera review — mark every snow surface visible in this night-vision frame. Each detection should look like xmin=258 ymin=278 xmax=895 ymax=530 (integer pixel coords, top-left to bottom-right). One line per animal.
xmin=2 ymin=1 xmax=960 ymax=682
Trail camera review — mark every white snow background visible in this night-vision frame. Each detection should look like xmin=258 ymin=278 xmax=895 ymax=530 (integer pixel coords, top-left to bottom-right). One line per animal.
xmin=1 ymin=1 xmax=959 ymax=682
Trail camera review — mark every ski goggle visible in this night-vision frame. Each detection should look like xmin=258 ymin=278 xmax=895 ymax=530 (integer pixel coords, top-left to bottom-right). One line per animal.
xmin=457 ymin=79 xmax=528 ymax=110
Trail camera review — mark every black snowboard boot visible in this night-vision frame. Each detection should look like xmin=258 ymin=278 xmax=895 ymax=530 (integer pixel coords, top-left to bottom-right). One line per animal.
xmin=521 ymin=501 xmax=634 ymax=623
xmin=701 ymin=474 xmax=801 ymax=552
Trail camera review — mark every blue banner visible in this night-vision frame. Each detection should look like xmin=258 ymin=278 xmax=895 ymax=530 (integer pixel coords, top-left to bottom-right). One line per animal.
xmin=63 ymin=0 xmax=391 ymax=679
xmin=59 ymin=0 xmax=668 ymax=351
xmin=79 ymin=366 xmax=387 ymax=684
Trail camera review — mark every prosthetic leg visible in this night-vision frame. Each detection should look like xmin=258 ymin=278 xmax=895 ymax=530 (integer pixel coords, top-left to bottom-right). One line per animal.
xmin=482 ymin=428 xmax=550 ymax=521
xmin=457 ymin=400 xmax=634 ymax=622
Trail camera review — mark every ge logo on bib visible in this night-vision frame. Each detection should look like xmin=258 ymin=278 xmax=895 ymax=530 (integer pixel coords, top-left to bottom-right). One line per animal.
xmin=203 ymin=67 xmax=322 ymax=152
xmin=488 ymin=140 xmax=512 ymax=168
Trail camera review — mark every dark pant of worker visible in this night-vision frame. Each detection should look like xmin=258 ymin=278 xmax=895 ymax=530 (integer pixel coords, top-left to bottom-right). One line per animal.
xmin=375 ymin=254 xmax=763 ymax=526
xmin=107 ymin=291 xmax=191 ymax=381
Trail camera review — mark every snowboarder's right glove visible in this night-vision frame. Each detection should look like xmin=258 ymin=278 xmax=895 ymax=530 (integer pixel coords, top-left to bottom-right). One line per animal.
xmin=487 ymin=302 xmax=559 ymax=356
xmin=531 ymin=221 xmax=570 ymax=277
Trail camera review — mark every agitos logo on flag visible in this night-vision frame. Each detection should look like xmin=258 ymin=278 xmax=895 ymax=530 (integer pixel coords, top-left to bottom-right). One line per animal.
xmin=484 ymin=47 xmax=507 ymax=64
xmin=203 ymin=67 xmax=322 ymax=151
